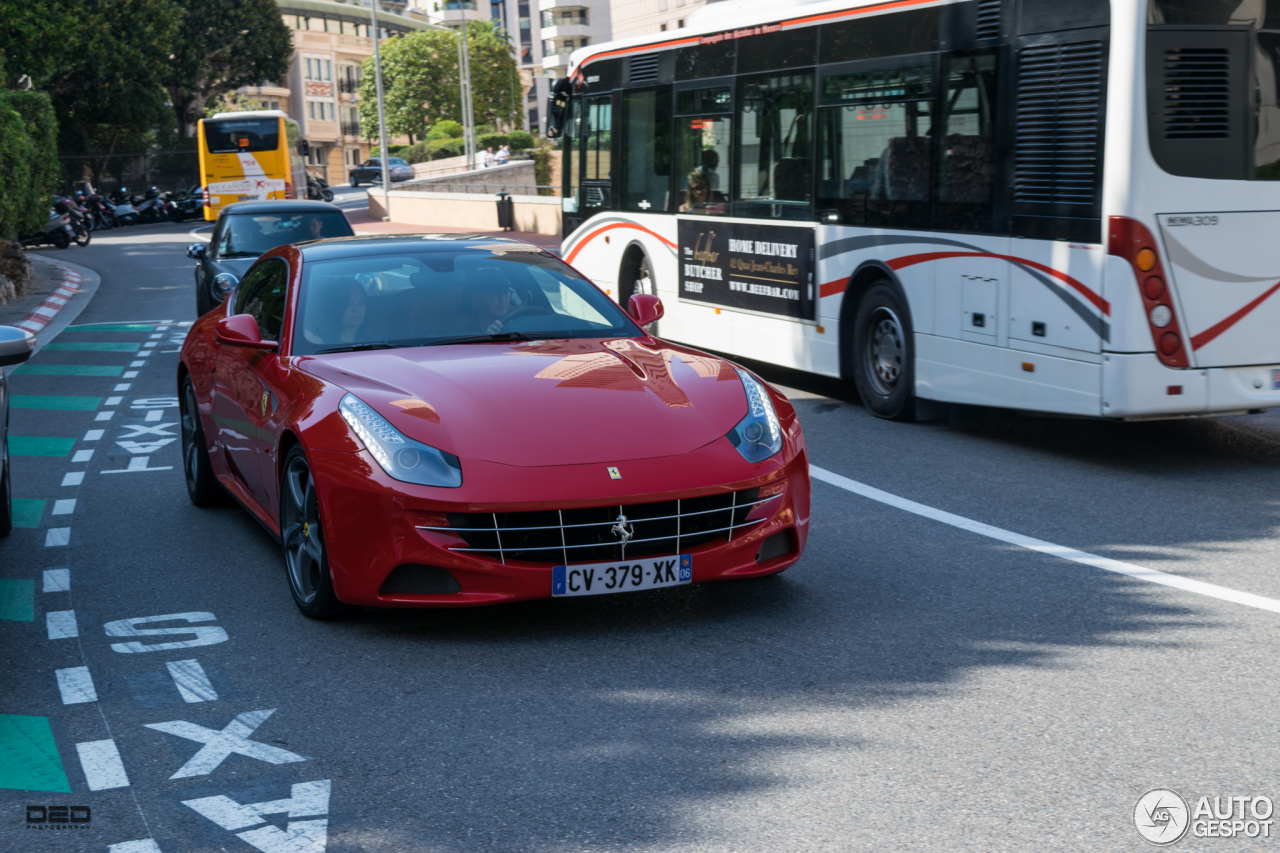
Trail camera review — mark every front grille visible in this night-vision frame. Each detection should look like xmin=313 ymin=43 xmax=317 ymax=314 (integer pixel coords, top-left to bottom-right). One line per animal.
xmin=425 ymin=488 xmax=766 ymax=565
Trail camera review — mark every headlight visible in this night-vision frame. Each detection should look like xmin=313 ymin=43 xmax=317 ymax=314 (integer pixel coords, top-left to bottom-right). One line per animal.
xmin=726 ymin=368 xmax=783 ymax=463
xmin=212 ymin=273 xmax=238 ymax=295
xmin=338 ymin=393 xmax=462 ymax=488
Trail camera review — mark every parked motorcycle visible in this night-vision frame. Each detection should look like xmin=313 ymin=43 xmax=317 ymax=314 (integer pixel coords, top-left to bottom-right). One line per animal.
xmin=111 ymin=189 xmax=140 ymax=226
xmin=85 ymin=193 xmax=117 ymax=230
xmin=19 ymin=210 xmax=74 ymax=249
xmin=135 ymin=187 xmax=169 ymax=224
xmin=306 ymin=172 xmax=334 ymax=203
xmin=55 ymin=197 xmax=93 ymax=245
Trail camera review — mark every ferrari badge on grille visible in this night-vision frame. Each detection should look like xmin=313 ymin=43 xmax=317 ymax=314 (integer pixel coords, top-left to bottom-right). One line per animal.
xmin=607 ymin=466 xmax=621 ymax=479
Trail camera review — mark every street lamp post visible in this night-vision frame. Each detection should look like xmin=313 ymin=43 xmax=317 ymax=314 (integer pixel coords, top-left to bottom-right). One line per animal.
xmin=456 ymin=8 xmax=476 ymax=170
xmin=369 ymin=0 xmax=392 ymax=219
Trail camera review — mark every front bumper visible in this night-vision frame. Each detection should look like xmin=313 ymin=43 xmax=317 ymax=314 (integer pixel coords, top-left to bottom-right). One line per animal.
xmin=309 ymin=438 xmax=810 ymax=608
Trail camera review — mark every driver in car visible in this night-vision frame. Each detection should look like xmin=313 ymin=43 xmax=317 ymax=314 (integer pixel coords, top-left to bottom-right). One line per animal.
xmin=470 ymin=274 xmax=517 ymax=334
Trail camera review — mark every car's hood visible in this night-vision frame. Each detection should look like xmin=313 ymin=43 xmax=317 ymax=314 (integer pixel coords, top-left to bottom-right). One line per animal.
xmin=299 ymin=338 xmax=749 ymax=466
xmin=210 ymin=256 xmax=257 ymax=280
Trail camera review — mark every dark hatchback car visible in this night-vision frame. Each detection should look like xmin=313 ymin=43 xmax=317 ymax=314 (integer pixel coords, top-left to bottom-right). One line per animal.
xmin=348 ymin=157 xmax=415 ymax=186
xmin=187 ymin=200 xmax=354 ymax=315
xmin=0 ymin=324 xmax=36 ymax=536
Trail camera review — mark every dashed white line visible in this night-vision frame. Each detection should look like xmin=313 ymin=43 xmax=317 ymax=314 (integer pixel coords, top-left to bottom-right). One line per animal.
xmin=45 ymin=527 xmax=71 ymax=547
xmin=52 ymin=499 xmax=76 ymax=515
xmin=130 ymin=361 xmax=146 ymax=367
xmin=56 ymin=667 xmax=98 ymax=704
xmin=105 ymin=396 xmax=123 ymax=406
xmin=77 ymin=739 xmax=131 ymax=790
xmin=145 ymin=410 xmax=163 ymax=422
xmin=114 ymin=383 xmax=131 ymax=392
xmin=95 ymin=411 xmax=114 ymax=421
xmin=61 ymin=472 xmax=84 ymax=486
xmin=72 ymin=450 xmax=93 ymax=463
xmin=102 ymin=457 xmax=172 ymax=473
xmin=108 ymin=841 xmax=161 ymax=853
xmin=43 ymin=568 xmax=70 ymax=592
xmin=167 ymin=660 xmax=218 ymax=703
xmin=149 ymin=333 xmax=164 ymax=339
xmin=123 ymin=371 xmax=138 ymax=378
xmin=84 ymin=429 xmax=104 ymax=441
xmin=46 ymin=610 xmax=79 ymax=639
xmin=810 ymin=465 xmax=1280 ymax=616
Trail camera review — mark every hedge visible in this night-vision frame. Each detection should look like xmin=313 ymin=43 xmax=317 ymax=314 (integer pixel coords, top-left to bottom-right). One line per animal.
xmin=0 ymin=90 xmax=58 ymax=238
xmin=427 ymin=120 xmax=463 ymax=140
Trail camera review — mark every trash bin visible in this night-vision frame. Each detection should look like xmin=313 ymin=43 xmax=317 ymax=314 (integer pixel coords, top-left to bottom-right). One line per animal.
xmin=496 ymin=191 xmax=514 ymax=231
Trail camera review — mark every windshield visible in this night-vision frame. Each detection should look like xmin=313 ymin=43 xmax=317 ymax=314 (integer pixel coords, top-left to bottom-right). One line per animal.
xmin=292 ymin=247 xmax=638 ymax=355
xmin=204 ymin=118 xmax=280 ymax=154
xmin=1148 ymin=0 xmax=1280 ymax=179
xmin=215 ymin=212 xmax=353 ymax=258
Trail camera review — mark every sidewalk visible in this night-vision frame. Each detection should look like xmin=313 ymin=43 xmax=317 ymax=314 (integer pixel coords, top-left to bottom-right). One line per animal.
xmin=345 ymin=205 xmax=562 ymax=252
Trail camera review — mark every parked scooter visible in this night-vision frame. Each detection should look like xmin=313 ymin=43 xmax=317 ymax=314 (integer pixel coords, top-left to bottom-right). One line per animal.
xmin=135 ymin=187 xmax=169 ymax=224
xmin=55 ymin=196 xmax=93 ymax=245
xmin=18 ymin=210 xmax=75 ymax=249
xmin=306 ymin=172 xmax=334 ymax=203
xmin=110 ymin=189 xmax=140 ymax=226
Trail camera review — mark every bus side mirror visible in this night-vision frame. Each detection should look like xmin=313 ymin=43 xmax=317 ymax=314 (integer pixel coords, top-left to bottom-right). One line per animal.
xmin=546 ymin=78 xmax=572 ymax=139
xmin=298 ymin=140 xmax=310 ymax=156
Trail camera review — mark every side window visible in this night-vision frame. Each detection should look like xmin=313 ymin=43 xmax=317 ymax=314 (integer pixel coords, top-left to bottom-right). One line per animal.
xmin=734 ymin=72 xmax=814 ymax=221
xmin=234 ymin=258 xmax=289 ymax=341
xmin=675 ymin=85 xmax=732 ymax=216
xmin=937 ymin=53 xmax=999 ymax=233
xmin=817 ymin=65 xmax=933 ymax=230
xmin=580 ymin=97 xmax=612 ymax=211
xmin=214 ymin=218 xmax=234 ymax=258
xmin=618 ymin=88 xmax=672 ymax=212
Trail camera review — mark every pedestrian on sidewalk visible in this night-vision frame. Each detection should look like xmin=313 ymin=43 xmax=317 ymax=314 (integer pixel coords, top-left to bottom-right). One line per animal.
xmin=496 ymin=145 xmax=510 ymax=165
xmin=483 ymin=147 xmax=495 ymax=168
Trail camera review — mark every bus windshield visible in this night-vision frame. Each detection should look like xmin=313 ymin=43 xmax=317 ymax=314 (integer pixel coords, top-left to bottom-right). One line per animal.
xmin=204 ymin=118 xmax=281 ymax=154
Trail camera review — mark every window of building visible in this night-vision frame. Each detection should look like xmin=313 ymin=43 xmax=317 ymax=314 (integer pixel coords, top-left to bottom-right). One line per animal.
xmin=305 ymin=58 xmax=332 ymax=82
xmin=619 ymin=89 xmax=672 ymax=212
xmin=816 ymin=65 xmax=933 ymax=229
xmin=307 ymin=16 xmax=325 ymax=31
xmin=660 ymin=23 xmax=667 ymax=31
xmin=735 ymin=72 xmax=814 ymax=220
xmin=341 ymin=20 xmax=358 ymax=36
xmin=308 ymin=101 xmax=336 ymax=121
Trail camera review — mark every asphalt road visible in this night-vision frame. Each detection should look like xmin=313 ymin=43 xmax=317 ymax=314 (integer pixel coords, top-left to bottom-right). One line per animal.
xmin=4 ymin=220 xmax=1280 ymax=852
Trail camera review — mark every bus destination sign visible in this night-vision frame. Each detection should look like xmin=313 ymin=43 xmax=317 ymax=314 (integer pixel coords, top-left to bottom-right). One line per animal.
xmin=677 ymin=221 xmax=816 ymax=321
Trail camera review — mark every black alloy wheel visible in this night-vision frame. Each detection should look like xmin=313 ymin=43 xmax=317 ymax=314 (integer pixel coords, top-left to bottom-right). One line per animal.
xmin=180 ymin=378 xmax=224 ymax=506
xmin=851 ymin=281 xmax=916 ymax=420
xmin=280 ymin=446 xmax=347 ymax=619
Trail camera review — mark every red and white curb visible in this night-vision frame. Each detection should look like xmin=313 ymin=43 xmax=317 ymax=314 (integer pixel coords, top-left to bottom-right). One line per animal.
xmin=16 ymin=261 xmax=83 ymax=333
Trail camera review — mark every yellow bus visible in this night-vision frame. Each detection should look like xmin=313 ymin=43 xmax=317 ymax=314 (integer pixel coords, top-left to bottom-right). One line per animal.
xmin=197 ymin=110 xmax=308 ymax=221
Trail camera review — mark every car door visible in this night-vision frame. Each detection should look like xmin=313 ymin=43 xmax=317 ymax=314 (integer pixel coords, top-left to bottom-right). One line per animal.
xmin=211 ymin=257 xmax=288 ymax=512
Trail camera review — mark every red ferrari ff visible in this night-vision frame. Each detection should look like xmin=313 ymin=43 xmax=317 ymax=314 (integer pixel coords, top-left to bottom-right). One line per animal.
xmin=178 ymin=235 xmax=809 ymax=618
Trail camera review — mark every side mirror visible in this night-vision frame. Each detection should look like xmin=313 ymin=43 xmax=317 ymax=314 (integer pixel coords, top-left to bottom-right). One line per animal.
xmin=298 ymin=139 xmax=310 ymax=156
xmin=628 ymin=294 xmax=664 ymax=329
xmin=186 ymin=243 xmax=206 ymax=260
xmin=214 ymin=314 xmax=277 ymax=350
xmin=0 ymin=325 xmax=36 ymax=367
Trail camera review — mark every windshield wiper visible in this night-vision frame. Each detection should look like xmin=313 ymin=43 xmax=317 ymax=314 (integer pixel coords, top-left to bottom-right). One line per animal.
xmin=314 ymin=341 xmax=405 ymax=354
xmin=424 ymin=332 xmax=569 ymax=346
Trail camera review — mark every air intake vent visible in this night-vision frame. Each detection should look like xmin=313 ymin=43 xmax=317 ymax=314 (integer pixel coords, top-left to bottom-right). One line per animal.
xmin=628 ymin=54 xmax=660 ymax=84
xmin=1014 ymin=41 xmax=1104 ymax=208
xmin=976 ymin=0 xmax=1000 ymax=40
xmin=1163 ymin=48 xmax=1230 ymax=139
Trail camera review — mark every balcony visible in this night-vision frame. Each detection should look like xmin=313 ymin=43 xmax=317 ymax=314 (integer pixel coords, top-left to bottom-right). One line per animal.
xmin=341 ymin=121 xmax=362 ymax=137
xmin=541 ymin=53 xmax=572 ymax=70
xmin=537 ymin=0 xmax=587 ymax=11
xmin=338 ymin=78 xmax=360 ymax=94
xmin=540 ymin=11 xmax=588 ymax=27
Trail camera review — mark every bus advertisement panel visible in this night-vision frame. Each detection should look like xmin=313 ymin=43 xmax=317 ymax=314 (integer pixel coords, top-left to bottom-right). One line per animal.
xmin=678 ymin=220 xmax=816 ymax=322
xmin=197 ymin=111 xmax=306 ymax=221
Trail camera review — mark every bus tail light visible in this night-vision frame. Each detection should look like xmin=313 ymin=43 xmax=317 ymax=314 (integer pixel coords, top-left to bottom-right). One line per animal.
xmin=1108 ymin=217 xmax=1189 ymax=368
xmin=202 ymin=186 xmax=210 ymax=208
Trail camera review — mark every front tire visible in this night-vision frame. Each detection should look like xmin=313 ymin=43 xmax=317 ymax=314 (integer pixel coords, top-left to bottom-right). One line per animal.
xmin=74 ymin=226 xmax=90 ymax=247
xmin=180 ymin=378 xmax=224 ymax=506
xmin=320 ymin=188 xmax=334 ymax=202
xmin=851 ymin=281 xmax=915 ymax=420
xmin=280 ymin=446 xmax=348 ymax=619
xmin=350 ymin=176 xmax=360 ymax=188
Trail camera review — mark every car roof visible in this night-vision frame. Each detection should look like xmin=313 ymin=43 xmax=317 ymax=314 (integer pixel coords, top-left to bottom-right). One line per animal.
xmin=220 ymin=200 xmax=343 ymax=216
xmin=296 ymin=234 xmax=544 ymax=261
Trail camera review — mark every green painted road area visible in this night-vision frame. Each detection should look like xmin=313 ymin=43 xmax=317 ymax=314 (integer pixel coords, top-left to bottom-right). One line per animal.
xmin=44 ymin=342 xmax=140 ymax=352
xmin=0 ymin=579 xmax=34 ymax=621
xmin=10 ymin=395 xmax=101 ymax=411
xmin=8 ymin=437 xmax=78 ymax=457
xmin=9 ymin=498 xmax=45 ymax=528
xmin=64 ymin=324 xmax=155 ymax=332
xmin=15 ymin=364 xmax=124 ymax=377
xmin=0 ymin=715 xmax=71 ymax=793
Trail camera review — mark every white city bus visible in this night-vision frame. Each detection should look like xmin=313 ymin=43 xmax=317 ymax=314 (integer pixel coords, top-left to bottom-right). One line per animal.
xmin=552 ymin=0 xmax=1280 ymax=420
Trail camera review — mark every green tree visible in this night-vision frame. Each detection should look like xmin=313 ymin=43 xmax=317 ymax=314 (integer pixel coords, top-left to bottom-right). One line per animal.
xmin=161 ymin=0 xmax=293 ymax=136
xmin=0 ymin=90 xmax=59 ymax=237
xmin=359 ymin=22 xmax=521 ymax=142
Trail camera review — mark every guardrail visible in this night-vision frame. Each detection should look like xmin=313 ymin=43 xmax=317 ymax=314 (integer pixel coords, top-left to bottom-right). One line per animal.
xmin=396 ymin=182 xmax=561 ymax=197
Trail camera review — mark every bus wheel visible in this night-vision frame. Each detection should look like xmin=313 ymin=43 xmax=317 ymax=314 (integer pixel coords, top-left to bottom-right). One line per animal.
xmin=851 ymin=281 xmax=914 ymax=420
xmin=620 ymin=250 xmax=659 ymax=336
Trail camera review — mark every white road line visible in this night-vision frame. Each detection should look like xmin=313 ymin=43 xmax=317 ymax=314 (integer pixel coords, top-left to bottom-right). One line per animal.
xmin=810 ymin=465 xmax=1280 ymax=616
xmin=72 ymin=450 xmax=93 ymax=462
xmin=102 ymin=457 xmax=172 ymax=474
xmin=52 ymin=499 xmax=76 ymax=515
xmin=85 ymin=429 xmax=104 ymax=441
xmin=77 ymin=739 xmax=130 ymax=790
xmin=95 ymin=411 xmax=114 ymax=421
xmin=149 ymin=333 xmax=164 ymax=339
xmin=189 ymin=225 xmax=214 ymax=242
xmin=45 ymin=528 xmax=71 ymax=547
xmin=61 ymin=472 xmax=84 ymax=486
xmin=167 ymin=660 xmax=218 ymax=703
xmin=130 ymin=361 xmax=146 ymax=367
xmin=43 ymin=569 xmax=70 ymax=592
xmin=109 ymin=841 xmax=161 ymax=853
xmin=145 ymin=410 xmax=162 ymax=422
xmin=56 ymin=667 xmax=98 ymax=704
xmin=114 ymin=383 xmax=131 ymax=392
xmin=47 ymin=610 xmax=78 ymax=639
xmin=105 ymin=396 xmax=123 ymax=405
xmin=123 ymin=371 xmax=138 ymax=378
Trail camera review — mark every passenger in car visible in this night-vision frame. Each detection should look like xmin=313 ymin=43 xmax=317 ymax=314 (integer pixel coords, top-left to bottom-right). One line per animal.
xmin=304 ymin=279 xmax=368 ymax=344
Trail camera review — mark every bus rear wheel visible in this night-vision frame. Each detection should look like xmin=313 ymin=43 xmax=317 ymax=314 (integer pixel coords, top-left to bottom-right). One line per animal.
xmin=620 ymin=250 xmax=659 ymax=336
xmin=851 ymin=281 xmax=915 ymax=420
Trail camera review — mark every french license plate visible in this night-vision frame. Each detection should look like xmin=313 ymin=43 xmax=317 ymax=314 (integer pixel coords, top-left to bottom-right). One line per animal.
xmin=1272 ymin=368 xmax=1280 ymax=390
xmin=552 ymin=555 xmax=692 ymax=597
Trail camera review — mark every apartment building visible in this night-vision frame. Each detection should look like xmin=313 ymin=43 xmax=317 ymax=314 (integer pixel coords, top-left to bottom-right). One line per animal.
xmin=609 ymin=0 xmax=707 ymax=40
xmin=235 ymin=0 xmax=439 ymax=184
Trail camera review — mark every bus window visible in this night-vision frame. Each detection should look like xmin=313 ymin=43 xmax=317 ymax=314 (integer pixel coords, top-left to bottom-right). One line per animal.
xmin=204 ymin=118 xmax=281 ymax=154
xmin=581 ymin=97 xmax=612 ymax=211
xmin=937 ymin=53 xmax=999 ymax=233
xmin=619 ymin=88 xmax=672 ymax=212
xmin=817 ymin=65 xmax=931 ymax=229
xmin=734 ymin=72 xmax=814 ymax=221
xmin=676 ymin=116 xmax=730 ymax=215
